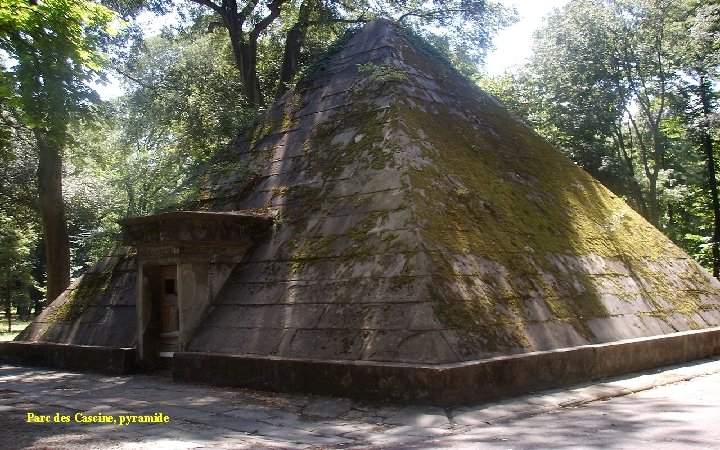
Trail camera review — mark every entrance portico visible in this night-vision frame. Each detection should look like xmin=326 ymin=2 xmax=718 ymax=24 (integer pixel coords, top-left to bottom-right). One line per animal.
xmin=120 ymin=211 xmax=272 ymax=368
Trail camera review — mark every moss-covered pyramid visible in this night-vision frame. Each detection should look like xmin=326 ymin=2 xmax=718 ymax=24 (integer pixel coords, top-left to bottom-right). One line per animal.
xmin=182 ymin=19 xmax=720 ymax=362
xmin=20 ymin=19 xmax=720 ymax=366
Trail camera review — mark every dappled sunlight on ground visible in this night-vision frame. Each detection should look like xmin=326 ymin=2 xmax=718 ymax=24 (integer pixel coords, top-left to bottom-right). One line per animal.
xmin=0 ymin=358 xmax=719 ymax=449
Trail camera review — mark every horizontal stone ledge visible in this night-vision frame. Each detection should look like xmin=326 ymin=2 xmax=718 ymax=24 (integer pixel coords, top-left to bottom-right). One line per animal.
xmin=172 ymin=326 xmax=720 ymax=407
xmin=0 ymin=341 xmax=136 ymax=376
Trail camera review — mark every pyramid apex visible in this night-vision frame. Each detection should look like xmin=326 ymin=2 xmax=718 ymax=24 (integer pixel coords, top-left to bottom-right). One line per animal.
xmin=361 ymin=17 xmax=400 ymax=29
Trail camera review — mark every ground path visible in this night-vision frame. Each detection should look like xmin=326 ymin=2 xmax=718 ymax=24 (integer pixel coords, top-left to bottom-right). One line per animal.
xmin=1 ymin=358 xmax=719 ymax=449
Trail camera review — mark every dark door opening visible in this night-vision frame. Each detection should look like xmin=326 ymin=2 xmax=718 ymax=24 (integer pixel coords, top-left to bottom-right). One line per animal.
xmin=141 ymin=265 xmax=179 ymax=370
xmin=159 ymin=266 xmax=179 ymax=356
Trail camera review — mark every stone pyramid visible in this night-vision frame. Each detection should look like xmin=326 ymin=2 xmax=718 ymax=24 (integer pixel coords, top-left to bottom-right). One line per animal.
xmin=10 ymin=19 xmax=720 ymax=403
xmin=182 ymin=19 xmax=720 ymax=362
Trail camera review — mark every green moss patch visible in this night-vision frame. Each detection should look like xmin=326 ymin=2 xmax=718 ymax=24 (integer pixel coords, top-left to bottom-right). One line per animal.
xmin=47 ymin=269 xmax=113 ymax=324
xmin=394 ymin=84 xmax=708 ymax=341
xmin=45 ymin=251 xmax=135 ymax=324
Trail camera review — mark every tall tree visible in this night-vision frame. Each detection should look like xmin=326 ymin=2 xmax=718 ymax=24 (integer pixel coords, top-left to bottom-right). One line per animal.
xmin=672 ymin=0 xmax=720 ymax=275
xmin=188 ymin=0 xmax=290 ymax=105
xmin=0 ymin=215 xmax=37 ymax=331
xmin=608 ymin=0 xmax=680 ymax=226
xmin=0 ymin=0 xmax=116 ymax=302
xmin=0 ymin=105 xmax=40 ymax=324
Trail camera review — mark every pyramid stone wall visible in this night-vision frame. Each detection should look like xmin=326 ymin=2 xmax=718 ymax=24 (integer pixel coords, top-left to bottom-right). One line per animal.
xmin=184 ymin=19 xmax=720 ymax=364
xmin=17 ymin=246 xmax=137 ymax=347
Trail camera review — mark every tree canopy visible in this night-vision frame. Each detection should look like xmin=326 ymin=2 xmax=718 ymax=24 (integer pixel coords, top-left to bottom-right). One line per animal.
xmin=0 ymin=0 xmax=116 ymax=302
xmin=111 ymin=0 xmax=517 ymax=105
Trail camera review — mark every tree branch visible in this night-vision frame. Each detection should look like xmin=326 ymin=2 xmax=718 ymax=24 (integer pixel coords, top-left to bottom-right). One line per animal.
xmin=249 ymin=0 xmax=287 ymax=42
xmin=188 ymin=0 xmax=224 ymax=16
xmin=398 ymin=8 xmax=467 ymax=23
xmin=114 ymin=68 xmax=157 ymax=91
xmin=306 ymin=16 xmax=369 ymax=26
xmin=240 ymin=0 xmax=260 ymax=22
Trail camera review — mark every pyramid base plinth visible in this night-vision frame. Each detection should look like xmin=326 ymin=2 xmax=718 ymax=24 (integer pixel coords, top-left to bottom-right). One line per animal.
xmin=172 ymin=327 xmax=720 ymax=406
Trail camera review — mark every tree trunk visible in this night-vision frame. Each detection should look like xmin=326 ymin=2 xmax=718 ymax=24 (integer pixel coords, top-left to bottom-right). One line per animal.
xmin=699 ymin=75 xmax=720 ymax=278
xmin=275 ymin=24 xmax=306 ymax=100
xmin=5 ymin=285 xmax=11 ymax=333
xmin=233 ymin=40 xmax=263 ymax=105
xmin=626 ymin=112 xmax=661 ymax=226
xmin=275 ymin=0 xmax=316 ymax=99
xmin=227 ymin=21 xmax=264 ymax=106
xmin=193 ymin=0 xmax=287 ymax=106
xmin=34 ymin=129 xmax=71 ymax=303
xmin=647 ymin=172 xmax=660 ymax=227
xmin=244 ymin=41 xmax=263 ymax=105
xmin=614 ymin=124 xmax=650 ymax=220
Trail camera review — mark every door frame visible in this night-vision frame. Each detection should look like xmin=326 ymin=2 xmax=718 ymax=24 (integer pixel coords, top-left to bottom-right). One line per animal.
xmin=137 ymin=263 xmax=183 ymax=366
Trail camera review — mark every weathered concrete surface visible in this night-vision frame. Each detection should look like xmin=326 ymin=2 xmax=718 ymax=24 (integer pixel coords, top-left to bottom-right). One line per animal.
xmin=1 ymin=358 xmax=719 ymax=449
xmin=17 ymin=246 xmax=138 ymax=348
xmin=119 ymin=211 xmax=272 ymax=250
xmin=173 ymin=327 xmax=720 ymax=406
xmin=0 ymin=342 xmax=135 ymax=375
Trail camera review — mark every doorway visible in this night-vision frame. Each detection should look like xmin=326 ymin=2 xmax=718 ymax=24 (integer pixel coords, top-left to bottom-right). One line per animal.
xmin=140 ymin=265 xmax=180 ymax=370
xmin=158 ymin=265 xmax=179 ymax=357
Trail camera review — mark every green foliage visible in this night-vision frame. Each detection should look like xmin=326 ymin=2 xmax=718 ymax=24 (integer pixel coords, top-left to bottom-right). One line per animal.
xmin=58 ymin=22 xmax=264 ymax=270
xmin=0 ymin=0 xmax=117 ymax=141
xmin=297 ymin=25 xmax=360 ymax=81
xmin=0 ymin=0 xmax=119 ymax=301
xmin=396 ymin=23 xmax=474 ymax=79
xmin=0 ymin=108 xmax=36 ymax=213
xmin=127 ymin=0 xmax=517 ymax=104
xmin=0 ymin=316 xmax=33 ymax=339
xmin=390 ymin=0 xmax=518 ymax=71
xmin=0 ymin=214 xmax=39 ymax=324
xmin=121 ymin=29 xmax=256 ymax=164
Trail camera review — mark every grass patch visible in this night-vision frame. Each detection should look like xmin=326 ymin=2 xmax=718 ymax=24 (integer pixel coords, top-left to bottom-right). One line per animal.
xmin=0 ymin=316 xmax=33 ymax=341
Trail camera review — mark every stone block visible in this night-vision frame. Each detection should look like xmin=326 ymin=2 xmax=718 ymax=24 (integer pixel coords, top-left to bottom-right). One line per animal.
xmin=522 ymin=297 xmax=554 ymax=322
xmin=206 ymin=304 xmax=326 ymax=329
xmin=407 ymin=303 xmax=445 ymax=331
xmin=591 ymin=334 xmax=685 ymax=378
xmin=301 ymin=398 xmax=354 ymax=418
xmin=697 ymin=306 xmax=720 ymax=325
xmin=188 ymin=325 xmax=286 ymax=355
xmin=316 ymin=304 xmax=412 ymax=331
xmin=597 ymin=292 xmax=653 ymax=315
xmin=683 ymin=327 xmax=720 ymax=361
xmin=385 ymin=405 xmax=450 ymax=427
xmin=361 ymin=330 xmax=458 ymax=363
xmin=280 ymin=329 xmax=366 ymax=359
xmin=0 ymin=342 xmax=136 ymax=375
xmin=221 ymin=280 xmax=288 ymax=305
xmin=522 ymin=321 xmax=589 ymax=350
xmin=585 ymin=315 xmax=648 ymax=343
xmin=636 ymin=314 xmax=677 ymax=335
xmin=78 ymin=307 xmax=109 ymax=324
